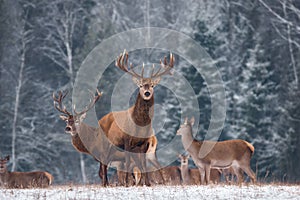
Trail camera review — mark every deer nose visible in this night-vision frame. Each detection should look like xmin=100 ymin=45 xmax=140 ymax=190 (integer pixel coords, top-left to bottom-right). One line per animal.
xmin=65 ymin=127 xmax=72 ymax=132
xmin=144 ymin=91 xmax=151 ymax=97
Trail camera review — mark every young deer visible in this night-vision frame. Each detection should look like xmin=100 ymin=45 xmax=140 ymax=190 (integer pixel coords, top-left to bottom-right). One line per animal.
xmin=98 ymin=50 xmax=175 ymax=186
xmin=133 ymin=166 xmax=181 ymax=186
xmin=0 ymin=156 xmax=53 ymax=188
xmin=177 ymin=117 xmax=256 ymax=185
xmin=179 ymin=154 xmax=221 ymax=185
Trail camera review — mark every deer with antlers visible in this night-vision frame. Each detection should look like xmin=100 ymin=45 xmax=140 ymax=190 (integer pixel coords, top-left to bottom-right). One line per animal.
xmin=177 ymin=117 xmax=256 ymax=185
xmin=53 ymin=89 xmax=127 ymax=186
xmin=0 ymin=156 xmax=53 ymax=188
xmin=98 ymin=50 xmax=175 ymax=186
xmin=54 ymin=89 xmax=167 ymax=186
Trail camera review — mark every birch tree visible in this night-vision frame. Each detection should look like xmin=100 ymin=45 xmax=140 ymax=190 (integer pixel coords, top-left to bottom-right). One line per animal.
xmin=36 ymin=0 xmax=92 ymax=183
xmin=0 ymin=1 xmax=35 ymax=171
xmin=258 ymin=0 xmax=300 ymax=87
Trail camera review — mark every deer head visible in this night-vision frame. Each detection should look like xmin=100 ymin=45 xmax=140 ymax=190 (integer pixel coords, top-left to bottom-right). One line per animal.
xmin=53 ymin=89 xmax=102 ymax=136
xmin=176 ymin=117 xmax=195 ymax=136
xmin=0 ymin=156 xmax=9 ymax=173
xmin=115 ymin=50 xmax=175 ymax=101
xmin=178 ymin=154 xmax=190 ymax=166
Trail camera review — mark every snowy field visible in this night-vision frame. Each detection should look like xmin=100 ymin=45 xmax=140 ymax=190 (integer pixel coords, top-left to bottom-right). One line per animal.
xmin=0 ymin=184 xmax=299 ymax=200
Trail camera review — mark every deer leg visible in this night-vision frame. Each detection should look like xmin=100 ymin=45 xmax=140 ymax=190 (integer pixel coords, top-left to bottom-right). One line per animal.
xmin=240 ymin=165 xmax=256 ymax=184
xmin=205 ymin=165 xmax=211 ymax=184
xmin=141 ymin=153 xmax=150 ymax=186
xmin=98 ymin=162 xmax=104 ymax=180
xmin=147 ymin=153 xmax=165 ymax=184
xmin=232 ymin=166 xmax=243 ymax=185
xmin=100 ymin=163 xmax=108 ymax=187
xmin=133 ymin=166 xmax=141 ymax=186
xmin=132 ymin=152 xmax=150 ymax=186
xmin=124 ymin=154 xmax=131 ymax=187
xmin=198 ymin=167 xmax=205 ymax=185
xmin=129 ymin=142 xmax=151 ymax=186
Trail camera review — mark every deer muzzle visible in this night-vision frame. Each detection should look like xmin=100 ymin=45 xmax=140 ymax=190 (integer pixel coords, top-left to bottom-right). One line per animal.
xmin=144 ymin=91 xmax=151 ymax=97
xmin=65 ymin=126 xmax=72 ymax=132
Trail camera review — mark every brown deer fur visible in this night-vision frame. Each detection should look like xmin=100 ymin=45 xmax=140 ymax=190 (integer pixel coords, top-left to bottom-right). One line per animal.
xmin=0 ymin=156 xmax=53 ymax=188
xmin=179 ymin=154 xmax=221 ymax=185
xmin=133 ymin=166 xmax=181 ymax=186
xmin=98 ymin=50 xmax=174 ymax=186
xmin=177 ymin=117 xmax=256 ymax=184
xmin=55 ymin=91 xmax=162 ymax=186
xmin=98 ymin=92 xmax=155 ymax=186
xmin=54 ymin=90 xmax=125 ymax=186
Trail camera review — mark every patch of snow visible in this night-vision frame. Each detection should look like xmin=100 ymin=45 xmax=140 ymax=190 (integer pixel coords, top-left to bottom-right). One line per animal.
xmin=0 ymin=184 xmax=299 ymax=200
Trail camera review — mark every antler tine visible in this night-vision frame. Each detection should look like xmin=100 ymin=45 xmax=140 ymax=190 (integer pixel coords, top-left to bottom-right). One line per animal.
xmin=53 ymin=90 xmax=72 ymax=116
xmin=115 ymin=49 xmax=144 ymax=79
xmin=151 ymin=53 xmax=175 ymax=78
xmin=74 ymin=89 xmax=102 ymax=116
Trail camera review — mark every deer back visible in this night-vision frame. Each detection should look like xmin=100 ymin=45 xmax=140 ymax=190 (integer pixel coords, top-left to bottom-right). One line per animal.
xmin=5 ymin=171 xmax=53 ymax=188
xmin=201 ymin=140 xmax=254 ymax=162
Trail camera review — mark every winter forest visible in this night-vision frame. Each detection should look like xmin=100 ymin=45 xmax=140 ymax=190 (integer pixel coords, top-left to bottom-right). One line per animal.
xmin=0 ymin=0 xmax=299 ymax=185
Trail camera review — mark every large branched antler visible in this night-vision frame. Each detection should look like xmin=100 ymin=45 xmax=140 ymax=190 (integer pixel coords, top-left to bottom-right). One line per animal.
xmin=73 ymin=89 xmax=102 ymax=116
xmin=53 ymin=90 xmax=72 ymax=117
xmin=151 ymin=53 xmax=175 ymax=79
xmin=53 ymin=89 xmax=102 ymax=117
xmin=115 ymin=50 xmax=175 ymax=80
xmin=115 ymin=49 xmax=145 ymax=79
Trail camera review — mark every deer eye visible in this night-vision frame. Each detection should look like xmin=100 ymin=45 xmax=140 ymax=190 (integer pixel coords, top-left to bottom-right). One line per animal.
xmin=139 ymin=85 xmax=143 ymax=88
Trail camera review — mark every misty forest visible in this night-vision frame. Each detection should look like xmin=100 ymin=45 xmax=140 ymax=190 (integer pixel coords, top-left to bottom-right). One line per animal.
xmin=0 ymin=0 xmax=300 ymax=185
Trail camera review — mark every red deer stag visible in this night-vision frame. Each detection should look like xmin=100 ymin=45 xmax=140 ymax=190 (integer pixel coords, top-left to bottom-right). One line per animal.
xmin=179 ymin=154 xmax=221 ymax=185
xmin=98 ymin=50 xmax=175 ymax=186
xmin=177 ymin=117 xmax=256 ymax=185
xmin=54 ymin=90 xmax=165 ymax=186
xmin=0 ymin=156 xmax=53 ymax=188
xmin=53 ymin=89 xmax=125 ymax=186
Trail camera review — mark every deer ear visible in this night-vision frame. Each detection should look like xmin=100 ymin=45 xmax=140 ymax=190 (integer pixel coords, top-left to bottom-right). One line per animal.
xmin=79 ymin=113 xmax=87 ymax=122
xmin=178 ymin=154 xmax=182 ymax=159
xmin=59 ymin=115 xmax=68 ymax=121
xmin=184 ymin=117 xmax=188 ymax=125
xmin=190 ymin=117 xmax=195 ymax=126
xmin=132 ymin=77 xmax=140 ymax=86
xmin=5 ymin=155 xmax=10 ymax=161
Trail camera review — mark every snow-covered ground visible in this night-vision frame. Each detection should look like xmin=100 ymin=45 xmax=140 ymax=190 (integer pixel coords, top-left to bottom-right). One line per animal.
xmin=0 ymin=184 xmax=299 ymax=200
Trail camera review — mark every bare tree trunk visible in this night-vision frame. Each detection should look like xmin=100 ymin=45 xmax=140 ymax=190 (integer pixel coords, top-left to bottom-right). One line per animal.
xmin=282 ymin=1 xmax=298 ymax=87
xmin=39 ymin=1 xmax=87 ymax=182
xmin=79 ymin=154 xmax=87 ymax=183
xmin=11 ymin=24 xmax=26 ymax=171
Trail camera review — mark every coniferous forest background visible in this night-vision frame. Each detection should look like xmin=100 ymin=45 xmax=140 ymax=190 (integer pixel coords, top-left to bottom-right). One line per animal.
xmin=0 ymin=0 xmax=299 ymax=184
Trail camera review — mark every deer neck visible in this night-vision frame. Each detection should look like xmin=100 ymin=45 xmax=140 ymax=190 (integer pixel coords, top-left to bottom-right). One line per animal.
xmin=180 ymin=164 xmax=190 ymax=183
xmin=132 ymin=93 xmax=154 ymax=127
xmin=181 ymin=126 xmax=203 ymax=156
xmin=0 ymin=171 xmax=9 ymax=184
xmin=71 ymin=122 xmax=92 ymax=154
